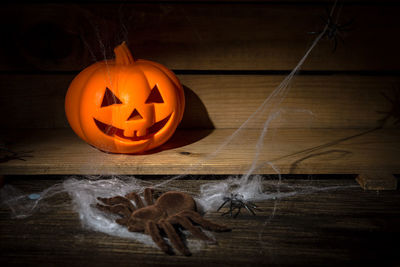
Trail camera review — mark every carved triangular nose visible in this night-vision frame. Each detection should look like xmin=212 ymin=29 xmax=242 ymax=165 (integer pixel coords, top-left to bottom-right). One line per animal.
xmin=127 ymin=109 xmax=143 ymax=121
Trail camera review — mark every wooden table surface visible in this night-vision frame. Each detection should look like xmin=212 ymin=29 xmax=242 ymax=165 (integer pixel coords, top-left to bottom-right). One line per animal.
xmin=1 ymin=177 xmax=399 ymax=266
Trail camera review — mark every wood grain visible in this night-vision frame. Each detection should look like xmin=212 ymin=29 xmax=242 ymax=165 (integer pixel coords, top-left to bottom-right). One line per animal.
xmin=1 ymin=128 xmax=399 ymax=175
xmin=1 ymin=74 xmax=399 ymax=129
xmin=0 ymin=3 xmax=399 ymax=71
xmin=1 ymin=178 xmax=400 ymax=265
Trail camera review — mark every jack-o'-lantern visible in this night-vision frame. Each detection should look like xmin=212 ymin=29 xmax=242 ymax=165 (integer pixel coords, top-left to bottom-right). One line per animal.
xmin=65 ymin=42 xmax=185 ymax=154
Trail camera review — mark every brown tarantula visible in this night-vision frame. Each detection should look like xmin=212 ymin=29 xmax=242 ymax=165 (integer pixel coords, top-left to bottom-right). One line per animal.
xmin=96 ymin=188 xmax=230 ymax=256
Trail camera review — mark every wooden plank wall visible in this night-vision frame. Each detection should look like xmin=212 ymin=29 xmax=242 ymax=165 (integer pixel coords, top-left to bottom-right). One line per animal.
xmin=0 ymin=1 xmax=399 ymax=130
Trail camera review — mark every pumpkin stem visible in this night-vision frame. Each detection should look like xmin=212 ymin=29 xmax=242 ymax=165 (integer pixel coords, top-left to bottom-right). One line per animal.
xmin=114 ymin=41 xmax=135 ymax=65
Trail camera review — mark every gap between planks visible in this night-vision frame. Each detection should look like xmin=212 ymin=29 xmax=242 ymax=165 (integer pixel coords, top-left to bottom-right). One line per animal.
xmin=356 ymin=173 xmax=398 ymax=190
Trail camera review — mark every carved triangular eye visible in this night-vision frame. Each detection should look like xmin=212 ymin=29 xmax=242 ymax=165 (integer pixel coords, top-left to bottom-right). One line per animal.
xmin=145 ymin=85 xmax=164 ymax=104
xmin=101 ymin=87 xmax=122 ymax=107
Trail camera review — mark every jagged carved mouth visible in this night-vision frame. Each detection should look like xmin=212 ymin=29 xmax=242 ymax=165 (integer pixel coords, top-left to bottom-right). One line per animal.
xmin=93 ymin=114 xmax=172 ymax=141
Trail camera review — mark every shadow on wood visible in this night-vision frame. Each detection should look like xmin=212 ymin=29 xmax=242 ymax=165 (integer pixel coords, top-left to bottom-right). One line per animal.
xmin=179 ymin=85 xmax=215 ymax=129
xmin=143 ymin=85 xmax=214 ymax=154
xmin=145 ymin=129 xmax=213 ymax=155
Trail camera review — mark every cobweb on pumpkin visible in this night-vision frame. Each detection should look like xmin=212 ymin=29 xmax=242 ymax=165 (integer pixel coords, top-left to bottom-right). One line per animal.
xmin=0 ymin=0 xmax=359 ymax=254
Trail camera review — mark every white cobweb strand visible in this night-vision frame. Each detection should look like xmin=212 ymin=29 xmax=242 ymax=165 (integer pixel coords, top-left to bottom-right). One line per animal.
xmin=0 ymin=183 xmax=65 ymax=219
xmin=198 ymin=175 xmax=358 ymax=213
xmin=197 ymin=176 xmax=265 ymax=212
xmin=197 ymin=22 xmax=328 ymax=211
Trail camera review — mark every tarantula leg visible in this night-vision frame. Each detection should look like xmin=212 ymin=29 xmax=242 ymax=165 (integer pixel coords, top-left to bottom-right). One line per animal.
xmin=145 ymin=221 xmax=171 ymax=255
xmin=180 ymin=210 xmax=231 ymax=232
xmin=168 ymin=215 xmax=212 ymax=242
xmin=159 ymin=220 xmax=191 ymax=256
xmin=97 ymin=196 xmax=136 ymax=212
xmin=125 ymin=192 xmax=145 ymax=208
xmin=96 ymin=203 xmax=131 ymax=218
xmin=127 ymin=224 xmax=144 ymax=233
xmin=144 ymin=188 xmax=154 ymax=205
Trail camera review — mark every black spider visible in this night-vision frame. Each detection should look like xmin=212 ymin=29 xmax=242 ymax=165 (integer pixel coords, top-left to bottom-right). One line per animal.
xmin=309 ymin=8 xmax=353 ymax=52
xmin=217 ymin=193 xmax=260 ymax=218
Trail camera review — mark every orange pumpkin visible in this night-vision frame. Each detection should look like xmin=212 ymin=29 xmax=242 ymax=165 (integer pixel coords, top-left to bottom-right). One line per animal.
xmin=65 ymin=42 xmax=184 ymax=154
